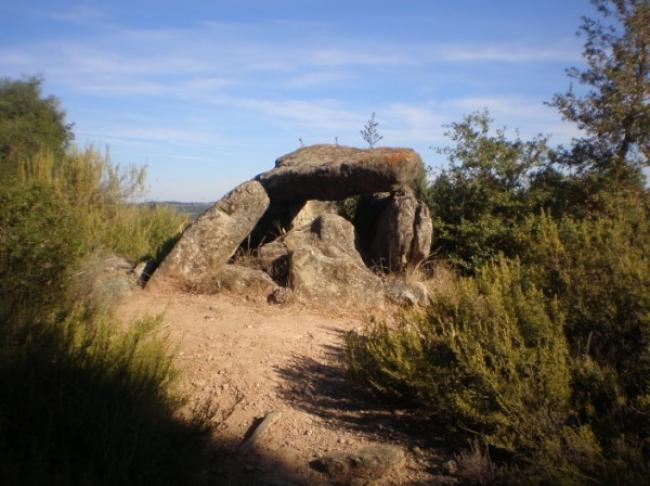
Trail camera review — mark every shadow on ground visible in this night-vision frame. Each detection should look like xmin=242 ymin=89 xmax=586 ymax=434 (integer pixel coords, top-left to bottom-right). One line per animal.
xmin=0 ymin=322 xmax=450 ymax=486
xmin=0 ymin=320 xmax=314 ymax=486
xmin=274 ymin=327 xmax=450 ymax=451
xmin=208 ymin=437 xmax=325 ymax=486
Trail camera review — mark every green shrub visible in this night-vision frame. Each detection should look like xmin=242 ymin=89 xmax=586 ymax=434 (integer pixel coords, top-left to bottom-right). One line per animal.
xmin=518 ymin=202 xmax=650 ymax=381
xmin=347 ymin=259 xmax=600 ymax=481
xmin=427 ymin=112 xmax=551 ymax=274
xmin=17 ymin=149 xmax=187 ymax=263
xmin=0 ymin=181 xmax=82 ymax=326
xmin=0 ymin=311 xmax=213 ymax=486
xmin=517 ymin=202 xmax=650 ymax=480
xmin=348 ymin=199 xmax=650 ymax=483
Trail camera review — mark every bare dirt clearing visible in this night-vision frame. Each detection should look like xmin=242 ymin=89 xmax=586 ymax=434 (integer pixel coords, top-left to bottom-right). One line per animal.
xmin=118 ymin=288 xmax=452 ymax=485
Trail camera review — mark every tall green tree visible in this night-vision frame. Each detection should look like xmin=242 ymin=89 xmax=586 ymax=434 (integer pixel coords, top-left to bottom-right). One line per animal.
xmin=550 ymin=0 xmax=649 ymax=188
xmin=0 ymin=76 xmax=74 ymax=175
xmin=428 ymin=111 xmax=551 ymax=272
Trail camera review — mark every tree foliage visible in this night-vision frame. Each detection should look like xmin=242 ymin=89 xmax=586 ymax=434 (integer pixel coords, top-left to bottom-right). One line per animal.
xmin=0 ymin=77 xmax=209 ymax=485
xmin=427 ymin=112 xmax=551 ymax=272
xmin=360 ymin=112 xmax=384 ymax=148
xmin=348 ymin=200 xmax=650 ymax=483
xmin=0 ymin=76 xmax=74 ymax=175
xmin=549 ymin=0 xmax=649 ymax=187
xmin=350 ymin=2 xmax=650 ymax=482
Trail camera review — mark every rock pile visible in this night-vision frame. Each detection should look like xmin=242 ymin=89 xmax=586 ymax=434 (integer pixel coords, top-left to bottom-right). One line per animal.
xmin=148 ymin=145 xmax=433 ymax=307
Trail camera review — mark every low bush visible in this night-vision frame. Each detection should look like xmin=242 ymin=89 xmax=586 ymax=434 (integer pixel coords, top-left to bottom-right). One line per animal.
xmin=517 ymin=201 xmax=650 ymax=482
xmin=0 ymin=310 xmax=213 ymax=486
xmin=347 ymin=198 xmax=650 ymax=483
xmin=347 ymin=259 xmax=599 ymax=483
xmin=17 ymin=149 xmax=187 ymax=263
xmin=0 ymin=181 xmax=82 ymax=326
xmin=0 ymin=146 xmax=207 ymax=485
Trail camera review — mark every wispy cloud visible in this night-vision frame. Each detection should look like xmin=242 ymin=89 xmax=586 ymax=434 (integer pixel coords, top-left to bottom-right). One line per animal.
xmin=284 ymin=71 xmax=355 ymax=88
xmin=1 ymin=9 xmax=586 ymax=199
xmin=382 ymin=104 xmax=448 ymax=144
xmin=47 ymin=5 xmax=109 ymax=24
xmin=230 ymin=98 xmax=364 ymax=130
xmin=89 ymin=126 xmax=231 ymax=147
xmin=307 ymin=48 xmax=412 ymax=66
xmin=434 ymin=43 xmax=580 ymax=62
xmin=442 ymin=96 xmax=583 ymax=143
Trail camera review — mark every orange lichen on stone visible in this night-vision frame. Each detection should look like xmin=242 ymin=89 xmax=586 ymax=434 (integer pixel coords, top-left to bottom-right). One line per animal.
xmin=386 ymin=152 xmax=408 ymax=166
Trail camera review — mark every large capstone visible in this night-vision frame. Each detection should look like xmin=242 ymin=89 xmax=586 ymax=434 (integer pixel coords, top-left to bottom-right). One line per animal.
xmin=256 ymin=145 xmax=424 ymax=202
xmin=150 ymin=180 xmax=269 ymax=287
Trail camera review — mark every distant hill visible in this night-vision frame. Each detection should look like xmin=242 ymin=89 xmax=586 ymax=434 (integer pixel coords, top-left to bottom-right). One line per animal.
xmin=144 ymin=201 xmax=213 ymax=220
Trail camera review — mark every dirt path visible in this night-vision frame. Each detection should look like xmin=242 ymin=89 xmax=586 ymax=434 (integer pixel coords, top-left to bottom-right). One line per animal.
xmin=118 ymin=288 xmax=449 ymax=485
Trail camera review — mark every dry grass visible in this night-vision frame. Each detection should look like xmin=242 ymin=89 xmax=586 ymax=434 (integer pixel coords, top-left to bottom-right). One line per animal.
xmin=453 ymin=439 xmax=496 ymax=485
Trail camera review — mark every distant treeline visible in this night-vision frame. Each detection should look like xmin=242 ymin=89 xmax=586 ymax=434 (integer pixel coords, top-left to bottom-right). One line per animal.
xmin=142 ymin=201 xmax=212 ymax=220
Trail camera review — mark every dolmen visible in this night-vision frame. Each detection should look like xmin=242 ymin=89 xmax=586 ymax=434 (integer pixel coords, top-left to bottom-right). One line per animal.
xmin=148 ymin=145 xmax=433 ymax=307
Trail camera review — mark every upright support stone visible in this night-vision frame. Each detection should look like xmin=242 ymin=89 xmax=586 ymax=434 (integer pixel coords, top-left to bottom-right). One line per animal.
xmin=283 ymin=214 xmax=385 ymax=307
xmin=149 ymin=181 xmax=270 ymax=287
xmin=371 ymin=191 xmax=432 ymax=272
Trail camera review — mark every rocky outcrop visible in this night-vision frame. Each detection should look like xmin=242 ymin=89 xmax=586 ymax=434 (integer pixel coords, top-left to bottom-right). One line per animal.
xmin=371 ymin=191 xmax=432 ymax=272
xmin=256 ymin=145 xmax=424 ymax=202
xmin=314 ymin=445 xmax=404 ymax=485
xmin=150 ymin=181 xmax=269 ymax=287
xmin=254 ymin=239 xmax=291 ymax=285
xmin=73 ymin=254 xmax=139 ymax=309
xmin=209 ymin=264 xmax=278 ymax=297
xmin=290 ymin=200 xmax=338 ymax=229
xmin=384 ymin=279 xmax=430 ymax=306
xmin=150 ymin=144 xmax=433 ymax=308
xmin=283 ymin=214 xmax=384 ymax=307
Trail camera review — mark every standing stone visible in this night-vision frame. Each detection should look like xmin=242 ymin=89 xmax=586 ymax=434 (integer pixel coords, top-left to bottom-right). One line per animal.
xmin=208 ymin=264 xmax=278 ymax=298
xmin=251 ymin=239 xmax=291 ymax=286
xmin=256 ymin=145 xmax=424 ymax=202
xmin=411 ymin=200 xmax=433 ymax=264
xmin=245 ymin=200 xmax=305 ymax=248
xmin=371 ymin=191 xmax=432 ymax=272
xmin=149 ymin=181 xmax=269 ymax=287
xmin=246 ymin=199 xmax=339 ymax=250
xmin=290 ymin=200 xmax=338 ymax=229
xmin=283 ymin=214 xmax=384 ymax=307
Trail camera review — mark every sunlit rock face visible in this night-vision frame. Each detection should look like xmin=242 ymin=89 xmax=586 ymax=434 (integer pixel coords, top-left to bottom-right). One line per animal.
xmin=150 ymin=145 xmax=433 ymax=308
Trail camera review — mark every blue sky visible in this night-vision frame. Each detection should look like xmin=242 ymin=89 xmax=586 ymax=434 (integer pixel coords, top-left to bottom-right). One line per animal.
xmin=1 ymin=0 xmax=594 ymax=201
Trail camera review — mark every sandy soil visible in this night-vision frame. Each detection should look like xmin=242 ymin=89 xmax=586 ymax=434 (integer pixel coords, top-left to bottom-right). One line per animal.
xmin=118 ymin=287 xmax=452 ymax=486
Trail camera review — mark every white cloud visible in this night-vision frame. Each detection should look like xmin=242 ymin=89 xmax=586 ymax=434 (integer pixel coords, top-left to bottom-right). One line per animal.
xmin=434 ymin=43 xmax=580 ymax=63
xmin=445 ymin=95 xmax=582 ymax=141
xmin=89 ymin=126 xmax=230 ymax=146
xmin=307 ymin=48 xmax=411 ymax=67
xmin=230 ymin=98 xmax=364 ymax=131
xmin=284 ymin=71 xmax=355 ymax=88
xmin=381 ymin=104 xmax=448 ymax=144
xmin=47 ymin=5 xmax=109 ymax=24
